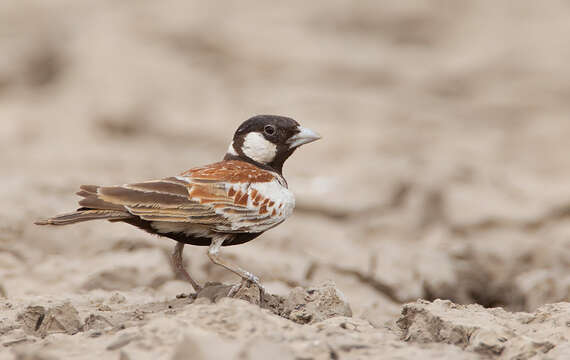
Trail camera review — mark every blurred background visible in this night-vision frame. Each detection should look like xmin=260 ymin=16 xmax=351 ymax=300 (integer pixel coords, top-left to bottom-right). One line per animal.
xmin=1 ymin=0 xmax=570 ymax=317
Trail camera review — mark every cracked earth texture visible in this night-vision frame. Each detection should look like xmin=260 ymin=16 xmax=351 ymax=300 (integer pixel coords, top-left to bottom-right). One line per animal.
xmin=1 ymin=1 xmax=569 ymax=359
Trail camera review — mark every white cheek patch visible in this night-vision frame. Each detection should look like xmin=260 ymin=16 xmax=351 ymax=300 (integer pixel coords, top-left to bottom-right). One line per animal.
xmin=227 ymin=141 xmax=238 ymax=156
xmin=242 ymin=132 xmax=277 ymax=164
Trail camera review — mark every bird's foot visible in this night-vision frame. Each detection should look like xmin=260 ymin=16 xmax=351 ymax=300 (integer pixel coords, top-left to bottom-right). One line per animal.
xmin=226 ymin=274 xmax=265 ymax=307
xmin=227 ymin=282 xmax=242 ymax=298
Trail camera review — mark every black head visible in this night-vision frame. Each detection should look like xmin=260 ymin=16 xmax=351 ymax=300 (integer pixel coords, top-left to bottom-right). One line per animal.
xmin=224 ymin=115 xmax=321 ymax=174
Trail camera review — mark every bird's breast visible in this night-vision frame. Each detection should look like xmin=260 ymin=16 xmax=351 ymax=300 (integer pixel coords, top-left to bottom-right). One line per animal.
xmin=249 ymin=180 xmax=295 ymax=218
xmin=224 ymin=178 xmax=295 ymax=232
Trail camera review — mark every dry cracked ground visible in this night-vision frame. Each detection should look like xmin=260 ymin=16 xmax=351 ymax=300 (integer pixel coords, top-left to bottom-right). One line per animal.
xmin=1 ymin=1 xmax=570 ymax=359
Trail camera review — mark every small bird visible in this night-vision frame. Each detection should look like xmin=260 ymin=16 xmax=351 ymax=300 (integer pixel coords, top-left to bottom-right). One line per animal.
xmin=35 ymin=115 xmax=320 ymax=296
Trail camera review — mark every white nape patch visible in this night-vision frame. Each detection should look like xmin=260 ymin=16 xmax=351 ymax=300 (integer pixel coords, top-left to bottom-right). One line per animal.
xmin=242 ymin=132 xmax=277 ymax=164
xmin=227 ymin=141 xmax=238 ymax=156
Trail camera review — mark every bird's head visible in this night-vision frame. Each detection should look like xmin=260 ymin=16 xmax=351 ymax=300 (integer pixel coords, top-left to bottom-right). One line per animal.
xmin=225 ymin=115 xmax=321 ymax=174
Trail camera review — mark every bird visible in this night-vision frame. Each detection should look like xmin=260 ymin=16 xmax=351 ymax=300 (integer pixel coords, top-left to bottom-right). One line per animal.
xmin=35 ymin=115 xmax=321 ymax=297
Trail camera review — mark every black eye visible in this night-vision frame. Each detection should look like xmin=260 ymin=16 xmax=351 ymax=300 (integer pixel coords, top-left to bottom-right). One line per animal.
xmin=263 ymin=125 xmax=276 ymax=136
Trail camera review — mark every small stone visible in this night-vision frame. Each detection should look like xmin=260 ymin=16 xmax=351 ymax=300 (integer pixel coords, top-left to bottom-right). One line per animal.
xmin=283 ymin=281 xmax=352 ymax=324
xmin=16 ymin=306 xmax=45 ymax=335
xmin=83 ymin=314 xmax=114 ymax=332
xmin=17 ymin=302 xmax=82 ymax=338
xmin=234 ymin=281 xmax=262 ymax=305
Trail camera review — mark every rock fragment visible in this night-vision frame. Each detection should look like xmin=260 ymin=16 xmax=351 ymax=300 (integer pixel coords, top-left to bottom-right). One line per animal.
xmin=283 ymin=281 xmax=352 ymax=324
xmin=397 ymin=299 xmax=569 ymax=359
xmin=17 ymin=302 xmax=82 ymax=338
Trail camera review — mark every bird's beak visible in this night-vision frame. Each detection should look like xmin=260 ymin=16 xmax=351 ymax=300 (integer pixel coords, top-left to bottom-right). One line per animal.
xmin=287 ymin=126 xmax=322 ymax=149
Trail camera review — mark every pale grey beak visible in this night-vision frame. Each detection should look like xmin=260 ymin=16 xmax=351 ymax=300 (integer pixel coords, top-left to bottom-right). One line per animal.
xmin=287 ymin=126 xmax=321 ymax=149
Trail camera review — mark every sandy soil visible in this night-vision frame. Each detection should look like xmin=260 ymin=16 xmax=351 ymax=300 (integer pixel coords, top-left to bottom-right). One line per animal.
xmin=1 ymin=1 xmax=570 ymax=359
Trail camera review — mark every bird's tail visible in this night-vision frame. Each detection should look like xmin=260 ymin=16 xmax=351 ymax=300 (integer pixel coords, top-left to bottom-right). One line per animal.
xmin=34 ymin=209 xmax=132 ymax=226
xmin=35 ymin=184 xmax=134 ymax=226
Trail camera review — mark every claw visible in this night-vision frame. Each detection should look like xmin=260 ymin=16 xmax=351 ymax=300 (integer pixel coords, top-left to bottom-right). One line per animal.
xmin=258 ymin=284 xmax=266 ymax=308
xmin=207 ymin=237 xmax=264 ymax=306
xmin=227 ymin=282 xmax=242 ymax=298
xmin=245 ymin=271 xmax=260 ymax=284
xmin=225 ymin=278 xmax=266 ymax=307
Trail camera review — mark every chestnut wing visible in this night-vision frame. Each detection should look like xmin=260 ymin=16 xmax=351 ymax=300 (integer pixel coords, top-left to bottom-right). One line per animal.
xmin=79 ymin=161 xmax=294 ymax=233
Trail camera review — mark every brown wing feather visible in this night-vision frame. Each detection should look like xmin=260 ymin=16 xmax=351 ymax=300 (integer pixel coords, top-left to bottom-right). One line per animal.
xmin=182 ymin=160 xmax=274 ymax=182
xmin=34 ymin=209 xmax=132 ymax=225
xmin=85 ymin=180 xmax=224 ymax=225
xmin=37 ymin=160 xmax=282 ymax=232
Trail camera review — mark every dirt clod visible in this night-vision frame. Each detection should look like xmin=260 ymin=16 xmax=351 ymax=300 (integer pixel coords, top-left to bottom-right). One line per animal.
xmin=283 ymin=281 xmax=352 ymax=324
xmin=398 ymin=299 xmax=568 ymax=359
xmin=17 ymin=302 xmax=81 ymax=338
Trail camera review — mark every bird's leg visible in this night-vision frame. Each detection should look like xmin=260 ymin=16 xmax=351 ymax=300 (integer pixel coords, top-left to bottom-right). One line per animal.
xmin=208 ymin=237 xmax=265 ymax=304
xmin=171 ymin=242 xmax=202 ymax=292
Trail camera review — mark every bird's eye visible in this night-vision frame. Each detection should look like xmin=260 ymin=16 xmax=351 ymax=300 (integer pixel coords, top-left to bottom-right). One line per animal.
xmin=263 ymin=125 xmax=276 ymax=136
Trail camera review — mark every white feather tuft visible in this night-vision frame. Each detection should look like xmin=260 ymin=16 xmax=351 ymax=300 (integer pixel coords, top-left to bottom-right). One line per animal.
xmin=242 ymin=132 xmax=276 ymax=164
xmin=227 ymin=141 xmax=238 ymax=156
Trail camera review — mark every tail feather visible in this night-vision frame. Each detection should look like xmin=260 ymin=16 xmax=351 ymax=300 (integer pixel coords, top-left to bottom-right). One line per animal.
xmin=76 ymin=184 xmax=127 ymax=211
xmin=35 ymin=209 xmax=133 ymax=226
xmin=35 ymin=184 xmax=135 ymax=226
